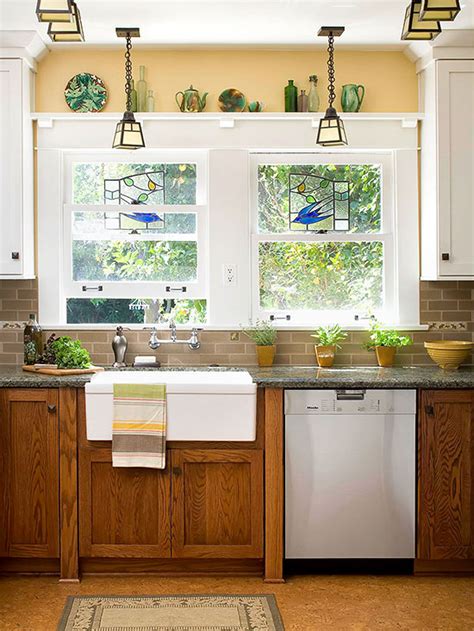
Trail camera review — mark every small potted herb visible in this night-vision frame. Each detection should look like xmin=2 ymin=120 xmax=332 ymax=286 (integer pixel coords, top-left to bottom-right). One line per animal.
xmin=365 ymin=322 xmax=412 ymax=367
xmin=311 ymin=324 xmax=347 ymax=367
xmin=242 ymin=320 xmax=278 ymax=367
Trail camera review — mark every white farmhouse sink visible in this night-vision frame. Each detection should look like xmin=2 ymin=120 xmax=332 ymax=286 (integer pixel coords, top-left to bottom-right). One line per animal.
xmin=85 ymin=370 xmax=257 ymax=441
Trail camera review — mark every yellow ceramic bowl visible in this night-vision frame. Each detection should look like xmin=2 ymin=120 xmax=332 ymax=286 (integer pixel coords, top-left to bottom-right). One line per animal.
xmin=424 ymin=341 xmax=473 ymax=370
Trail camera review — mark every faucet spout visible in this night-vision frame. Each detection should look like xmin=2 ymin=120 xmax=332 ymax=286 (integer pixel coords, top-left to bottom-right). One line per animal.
xmin=148 ymin=328 xmax=160 ymax=350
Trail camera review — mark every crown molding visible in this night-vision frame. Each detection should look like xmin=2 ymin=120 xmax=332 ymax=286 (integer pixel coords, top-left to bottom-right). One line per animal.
xmin=0 ymin=30 xmax=49 ymax=70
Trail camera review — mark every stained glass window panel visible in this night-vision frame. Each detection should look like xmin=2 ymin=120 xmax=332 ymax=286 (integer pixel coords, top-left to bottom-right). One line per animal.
xmin=258 ymin=164 xmax=381 ymax=234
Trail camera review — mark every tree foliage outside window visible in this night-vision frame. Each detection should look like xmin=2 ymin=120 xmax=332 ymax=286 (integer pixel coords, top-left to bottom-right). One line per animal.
xmin=67 ymin=298 xmax=207 ymax=324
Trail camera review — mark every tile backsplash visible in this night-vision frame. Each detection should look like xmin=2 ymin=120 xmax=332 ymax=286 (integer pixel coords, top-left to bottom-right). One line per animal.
xmin=1 ymin=279 xmax=473 ymax=367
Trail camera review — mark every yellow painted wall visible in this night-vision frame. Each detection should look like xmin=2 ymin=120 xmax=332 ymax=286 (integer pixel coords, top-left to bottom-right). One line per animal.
xmin=36 ymin=48 xmax=418 ymax=112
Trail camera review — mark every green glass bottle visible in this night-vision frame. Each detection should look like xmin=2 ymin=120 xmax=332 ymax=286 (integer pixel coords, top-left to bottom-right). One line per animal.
xmin=24 ymin=313 xmax=42 ymax=365
xmin=136 ymin=65 xmax=147 ymax=112
xmin=130 ymin=79 xmax=137 ymax=113
xmin=285 ymin=79 xmax=298 ymax=112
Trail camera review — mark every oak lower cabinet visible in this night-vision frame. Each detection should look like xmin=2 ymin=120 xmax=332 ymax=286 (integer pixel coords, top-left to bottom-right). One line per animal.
xmin=171 ymin=449 xmax=264 ymax=558
xmin=79 ymin=447 xmax=171 ymax=558
xmin=0 ymin=389 xmax=59 ymax=559
xmin=418 ymin=390 xmax=474 ymax=570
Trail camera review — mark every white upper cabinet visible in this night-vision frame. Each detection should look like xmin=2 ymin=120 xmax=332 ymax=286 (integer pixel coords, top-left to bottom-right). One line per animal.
xmin=0 ymin=58 xmax=35 ymax=278
xmin=420 ymin=58 xmax=474 ymax=280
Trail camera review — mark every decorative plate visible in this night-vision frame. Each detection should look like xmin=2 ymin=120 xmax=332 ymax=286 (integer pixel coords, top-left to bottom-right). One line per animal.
xmin=64 ymin=73 xmax=108 ymax=113
xmin=218 ymin=88 xmax=246 ymax=113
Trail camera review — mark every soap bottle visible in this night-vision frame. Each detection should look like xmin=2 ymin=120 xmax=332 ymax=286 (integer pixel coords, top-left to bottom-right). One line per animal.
xmin=308 ymin=75 xmax=320 ymax=112
xmin=297 ymin=89 xmax=309 ymax=112
xmin=136 ymin=65 xmax=147 ymax=112
xmin=24 ymin=313 xmax=42 ymax=365
xmin=284 ymin=80 xmax=298 ymax=112
xmin=130 ymin=79 xmax=138 ymax=112
xmin=146 ymin=89 xmax=155 ymax=112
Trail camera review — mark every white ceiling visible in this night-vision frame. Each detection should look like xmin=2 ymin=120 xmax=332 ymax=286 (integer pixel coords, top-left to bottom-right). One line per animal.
xmin=0 ymin=0 xmax=472 ymax=50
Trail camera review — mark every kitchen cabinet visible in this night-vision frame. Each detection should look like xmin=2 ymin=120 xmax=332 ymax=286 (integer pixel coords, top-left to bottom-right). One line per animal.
xmin=171 ymin=449 xmax=264 ymax=559
xmin=418 ymin=390 xmax=474 ymax=568
xmin=420 ymin=59 xmax=474 ymax=279
xmin=0 ymin=389 xmax=59 ymax=559
xmin=0 ymin=59 xmax=35 ymax=279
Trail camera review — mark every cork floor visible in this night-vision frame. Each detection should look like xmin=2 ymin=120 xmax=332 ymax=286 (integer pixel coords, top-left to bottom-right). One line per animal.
xmin=0 ymin=574 xmax=473 ymax=630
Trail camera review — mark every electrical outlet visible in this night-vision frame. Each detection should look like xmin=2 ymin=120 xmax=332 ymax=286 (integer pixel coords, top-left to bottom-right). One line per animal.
xmin=223 ymin=264 xmax=237 ymax=286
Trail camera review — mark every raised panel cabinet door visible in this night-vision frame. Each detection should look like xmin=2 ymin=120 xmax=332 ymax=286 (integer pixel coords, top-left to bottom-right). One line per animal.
xmin=419 ymin=390 xmax=474 ymax=560
xmin=171 ymin=449 xmax=264 ymax=558
xmin=79 ymin=447 xmax=171 ymax=558
xmin=0 ymin=389 xmax=60 ymax=558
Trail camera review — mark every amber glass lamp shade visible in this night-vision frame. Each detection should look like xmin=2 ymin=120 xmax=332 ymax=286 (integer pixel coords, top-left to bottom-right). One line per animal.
xmin=419 ymin=0 xmax=461 ymax=21
xmin=401 ymin=1 xmax=441 ymax=39
xmin=317 ymin=108 xmax=348 ymax=147
xmin=36 ymin=0 xmax=72 ymax=23
xmin=113 ymin=112 xmax=146 ymax=150
xmin=48 ymin=2 xmax=84 ymax=41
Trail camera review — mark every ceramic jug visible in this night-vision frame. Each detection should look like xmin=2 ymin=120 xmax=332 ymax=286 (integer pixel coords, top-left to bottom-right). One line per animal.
xmin=175 ymin=85 xmax=208 ymax=112
xmin=341 ymin=84 xmax=365 ymax=112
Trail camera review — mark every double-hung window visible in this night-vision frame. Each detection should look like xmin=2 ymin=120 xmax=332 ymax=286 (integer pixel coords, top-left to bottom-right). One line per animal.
xmin=251 ymin=153 xmax=397 ymax=325
xmin=59 ymin=152 xmax=207 ymax=325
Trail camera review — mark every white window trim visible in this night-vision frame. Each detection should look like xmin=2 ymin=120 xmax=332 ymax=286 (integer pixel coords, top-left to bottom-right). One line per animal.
xmin=249 ymin=151 xmax=419 ymax=326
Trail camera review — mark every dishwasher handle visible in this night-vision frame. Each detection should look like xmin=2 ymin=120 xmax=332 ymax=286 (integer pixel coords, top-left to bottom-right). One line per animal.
xmin=336 ymin=389 xmax=366 ymax=400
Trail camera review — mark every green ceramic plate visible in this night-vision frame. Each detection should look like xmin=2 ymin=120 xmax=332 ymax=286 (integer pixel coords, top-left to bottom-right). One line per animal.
xmin=218 ymin=88 xmax=246 ymax=113
xmin=64 ymin=73 xmax=108 ymax=113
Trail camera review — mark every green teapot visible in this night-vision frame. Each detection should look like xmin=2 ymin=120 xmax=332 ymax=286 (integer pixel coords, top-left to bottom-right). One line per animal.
xmin=175 ymin=85 xmax=208 ymax=113
xmin=341 ymin=84 xmax=365 ymax=112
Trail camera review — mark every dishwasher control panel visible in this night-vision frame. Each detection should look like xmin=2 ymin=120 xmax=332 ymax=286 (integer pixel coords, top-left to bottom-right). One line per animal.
xmin=285 ymin=389 xmax=416 ymax=415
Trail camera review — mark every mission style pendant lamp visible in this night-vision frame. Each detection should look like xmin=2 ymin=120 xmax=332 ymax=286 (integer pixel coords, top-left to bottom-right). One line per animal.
xmin=316 ymin=26 xmax=347 ymax=147
xmin=419 ymin=0 xmax=461 ymax=21
xmin=113 ymin=28 xmax=146 ymax=150
xmin=401 ymin=1 xmax=441 ymax=39
xmin=47 ymin=1 xmax=84 ymax=41
xmin=36 ymin=0 xmax=73 ymax=23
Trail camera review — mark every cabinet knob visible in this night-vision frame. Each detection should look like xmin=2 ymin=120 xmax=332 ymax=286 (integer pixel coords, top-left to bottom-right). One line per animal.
xmin=172 ymin=466 xmax=182 ymax=476
xmin=441 ymin=253 xmax=450 ymax=261
xmin=47 ymin=404 xmax=57 ymax=413
xmin=11 ymin=252 xmax=20 ymax=260
xmin=424 ymin=404 xmax=434 ymax=417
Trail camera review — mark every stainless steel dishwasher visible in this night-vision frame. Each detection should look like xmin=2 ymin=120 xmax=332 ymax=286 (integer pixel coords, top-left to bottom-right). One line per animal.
xmin=285 ymin=389 xmax=416 ymax=559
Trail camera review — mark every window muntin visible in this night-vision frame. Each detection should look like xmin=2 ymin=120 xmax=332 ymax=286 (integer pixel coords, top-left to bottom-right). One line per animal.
xmin=252 ymin=154 xmax=393 ymax=325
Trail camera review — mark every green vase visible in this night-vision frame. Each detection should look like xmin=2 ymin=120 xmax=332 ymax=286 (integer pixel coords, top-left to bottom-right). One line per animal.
xmin=341 ymin=84 xmax=365 ymax=112
xmin=284 ymin=80 xmax=298 ymax=112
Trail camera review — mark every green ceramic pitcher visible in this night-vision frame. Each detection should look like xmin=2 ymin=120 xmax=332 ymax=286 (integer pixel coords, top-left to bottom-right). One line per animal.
xmin=341 ymin=84 xmax=365 ymax=112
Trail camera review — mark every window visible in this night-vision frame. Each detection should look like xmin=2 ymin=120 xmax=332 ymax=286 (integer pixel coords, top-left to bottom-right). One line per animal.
xmin=251 ymin=154 xmax=396 ymax=325
xmin=60 ymin=153 xmax=208 ymax=325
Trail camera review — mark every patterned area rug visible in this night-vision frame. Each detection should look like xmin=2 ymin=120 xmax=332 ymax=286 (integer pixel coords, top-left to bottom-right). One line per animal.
xmin=58 ymin=595 xmax=285 ymax=630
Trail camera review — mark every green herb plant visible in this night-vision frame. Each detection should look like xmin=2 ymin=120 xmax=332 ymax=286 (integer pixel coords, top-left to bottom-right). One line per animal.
xmin=242 ymin=320 xmax=277 ymax=346
xmin=311 ymin=324 xmax=347 ymax=349
xmin=48 ymin=336 xmax=92 ymax=369
xmin=365 ymin=322 xmax=412 ymax=350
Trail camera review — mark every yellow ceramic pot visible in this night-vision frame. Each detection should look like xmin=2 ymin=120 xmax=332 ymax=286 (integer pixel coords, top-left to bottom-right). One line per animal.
xmin=375 ymin=346 xmax=396 ymax=367
xmin=314 ymin=345 xmax=336 ymax=368
xmin=256 ymin=345 xmax=276 ymax=367
xmin=424 ymin=341 xmax=473 ymax=370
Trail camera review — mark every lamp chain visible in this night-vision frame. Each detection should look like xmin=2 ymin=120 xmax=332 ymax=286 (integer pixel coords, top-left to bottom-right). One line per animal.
xmin=327 ymin=33 xmax=336 ymax=109
xmin=124 ymin=33 xmax=133 ymax=112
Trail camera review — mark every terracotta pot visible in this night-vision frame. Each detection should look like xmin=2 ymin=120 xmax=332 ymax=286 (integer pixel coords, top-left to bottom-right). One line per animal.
xmin=256 ymin=345 xmax=276 ymax=367
xmin=375 ymin=346 xmax=396 ymax=367
xmin=314 ymin=345 xmax=336 ymax=368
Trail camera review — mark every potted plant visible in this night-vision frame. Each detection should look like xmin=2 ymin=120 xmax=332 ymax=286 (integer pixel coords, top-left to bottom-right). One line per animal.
xmin=311 ymin=324 xmax=347 ymax=367
xmin=242 ymin=320 xmax=277 ymax=367
xmin=365 ymin=322 xmax=412 ymax=367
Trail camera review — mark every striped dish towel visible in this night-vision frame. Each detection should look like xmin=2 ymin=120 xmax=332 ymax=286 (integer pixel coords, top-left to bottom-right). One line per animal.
xmin=112 ymin=383 xmax=167 ymax=469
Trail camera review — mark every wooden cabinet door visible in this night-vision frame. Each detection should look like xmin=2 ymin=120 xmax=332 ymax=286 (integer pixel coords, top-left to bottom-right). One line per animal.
xmin=419 ymin=390 xmax=474 ymax=560
xmin=79 ymin=447 xmax=171 ymax=558
xmin=171 ymin=449 xmax=263 ymax=558
xmin=0 ymin=389 xmax=59 ymax=558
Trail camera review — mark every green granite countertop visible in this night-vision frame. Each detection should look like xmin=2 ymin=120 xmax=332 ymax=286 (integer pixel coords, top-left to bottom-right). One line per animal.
xmin=0 ymin=365 xmax=472 ymax=389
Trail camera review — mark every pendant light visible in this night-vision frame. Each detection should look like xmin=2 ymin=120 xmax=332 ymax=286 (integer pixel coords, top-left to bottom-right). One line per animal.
xmin=419 ymin=0 xmax=461 ymax=21
xmin=36 ymin=0 xmax=73 ymax=23
xmin=113 ymin=28 xmax=145 ymax=150
xmin=401 ymin=1 xmax=441 ymax=40
xmin=48 ymin=1 xmax=84 ymax=41
xmin=316 ymin=26 xmax=347 ymax=147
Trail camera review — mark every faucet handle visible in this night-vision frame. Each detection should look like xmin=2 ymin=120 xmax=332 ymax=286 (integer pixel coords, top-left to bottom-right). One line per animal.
xmin=169 ymin=318 xmax=176 ymax=329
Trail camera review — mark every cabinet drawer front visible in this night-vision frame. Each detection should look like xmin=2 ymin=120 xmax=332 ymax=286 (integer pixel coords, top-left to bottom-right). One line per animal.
xmin=171 ymin=449 xmax=263 ymax=559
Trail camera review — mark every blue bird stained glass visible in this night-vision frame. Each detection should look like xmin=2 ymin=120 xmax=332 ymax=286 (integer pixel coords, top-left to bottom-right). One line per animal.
xmin=103 ymin=170 xmax=165 ymax=232
xmin=289 ymin=173 xmax=350 ymax=232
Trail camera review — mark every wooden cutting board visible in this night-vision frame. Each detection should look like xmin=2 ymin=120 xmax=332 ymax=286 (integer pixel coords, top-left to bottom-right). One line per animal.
xmin=22 ymin=365 xmax=104 ymax=376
